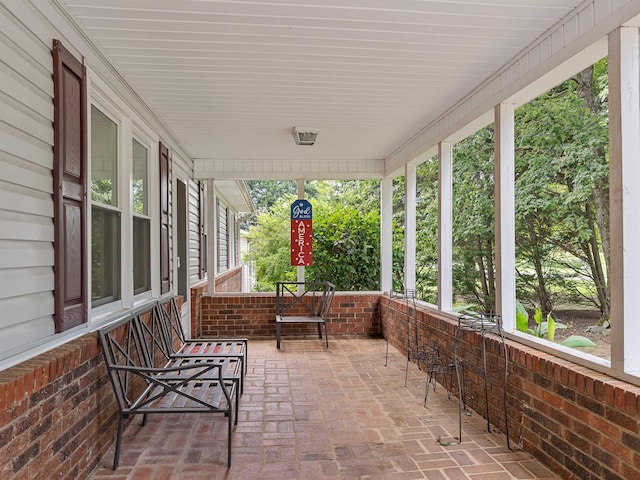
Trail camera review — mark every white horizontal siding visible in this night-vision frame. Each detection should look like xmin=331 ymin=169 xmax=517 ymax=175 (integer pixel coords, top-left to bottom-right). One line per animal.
xmin=188 ymin=180 xmax=201 ymax=284
xmin=0 ymin=62 xmax=51 ymax=120
xmin=0 ymin=267 xmax=54 ymax=299
xmin=0 ymin=91 xmax=52 ymax=145
xmin=0 ymin=151 xmax=51 ymax=194
xmin=0 ymin=120 xmax=51 ymax=169
xmin=0 ymin=180 xmax=52 ymax=217
xmin=0 ymin=210 xmax=53 ymax=242
xmin=0 ymin=292 xmax=54 ymax=329
xmin=0 ymin=3 xmax=57 ymax=362
xmin=0 ymin=240 xmax=53 ymax=269
xmin=0 ymin=1 xmax=200 ymax=369
xmin=0 ymin=315 xmax=55 ymax=360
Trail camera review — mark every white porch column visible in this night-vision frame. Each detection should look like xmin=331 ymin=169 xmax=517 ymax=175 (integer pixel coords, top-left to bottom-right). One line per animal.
xmin=405 ymin=163 xmax=417 ymax=291
xmin=297 ymin=178 xmax=305 ymax=285
xmin=494 ymin=103 xmax=516 ymax=330
xmin=120 ymin=117 xmax=133 ymax=307
xmin=380 ymin=177 xmax=393 ymax=293
xmin=609 ymin=26 xmax=640 ymax=374
xmin=206 ymin=179 xmax=216 ymax=294
xmin=438 ymin=142 xmax=453 ymax=311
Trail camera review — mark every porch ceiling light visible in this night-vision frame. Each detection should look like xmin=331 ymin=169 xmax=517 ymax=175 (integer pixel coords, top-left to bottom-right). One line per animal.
xmin=292 ymin=127 xmax=318 ymax=146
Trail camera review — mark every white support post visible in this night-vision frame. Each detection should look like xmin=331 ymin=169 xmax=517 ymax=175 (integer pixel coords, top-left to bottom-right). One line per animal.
xmin=438 ymin=142 xmax=453 ymax=311
xmin=405 ymin=163 xmax=417 ymax=291
xmin=207 ymin=179 xmax=216 ymax=294
xmin=380 ymin=177 xmax=393 ymax=293
xmin=297 ymin=178 xmax=305 ymax=285
xmin=120 ymin=117 xmax=133 ymax=308
xmin=609 ymin=27 xmax=640 ymax=374
xmin=494 ymin=103 xmax=516 ymax=331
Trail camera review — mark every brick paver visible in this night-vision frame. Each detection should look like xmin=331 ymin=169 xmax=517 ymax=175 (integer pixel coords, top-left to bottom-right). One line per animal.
xmin=89 ymin=339 xmax=559 ymax=479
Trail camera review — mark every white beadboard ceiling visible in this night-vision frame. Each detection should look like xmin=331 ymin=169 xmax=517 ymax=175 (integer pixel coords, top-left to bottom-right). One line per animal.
xmin=62 ymin=0 xmax=587 ymax=178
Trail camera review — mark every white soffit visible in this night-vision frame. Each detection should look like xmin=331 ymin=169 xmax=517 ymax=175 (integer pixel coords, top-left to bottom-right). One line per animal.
xmin=63 ymin=0 xmax=595 ymax=178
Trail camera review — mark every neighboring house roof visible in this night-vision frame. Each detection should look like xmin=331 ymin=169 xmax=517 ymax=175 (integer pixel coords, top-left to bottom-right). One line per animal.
xmin=215 ymin=180 xmax=254 ymax=214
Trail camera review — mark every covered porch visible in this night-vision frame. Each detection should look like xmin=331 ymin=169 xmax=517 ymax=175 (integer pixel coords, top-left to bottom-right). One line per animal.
xmin=2 ymin=1 xmax=640 ymax=480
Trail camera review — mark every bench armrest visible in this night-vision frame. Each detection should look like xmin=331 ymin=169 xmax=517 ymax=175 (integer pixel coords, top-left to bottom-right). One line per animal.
xmin=109 ymin=362 xmax=222 ymax=380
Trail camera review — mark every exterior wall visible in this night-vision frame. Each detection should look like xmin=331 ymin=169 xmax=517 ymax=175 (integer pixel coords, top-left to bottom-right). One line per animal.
xmin=0 ymin=1 xmax=199 ymax=367
xmin=0 ymin=0 xmax=58 ymax=360
xmin=384 ymin=297 xmax=640 ymax=480
xmin=188 ymin=179 xmax=202 ymax=284
xmin=0 ymin=2 xmax=250 ymax=369
xmin=198 ymin=292 xmax=381 ymax=339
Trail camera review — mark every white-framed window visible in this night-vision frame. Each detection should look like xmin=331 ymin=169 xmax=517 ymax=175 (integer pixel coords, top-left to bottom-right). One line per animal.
xmin=90 ymin=105 xmax=121 ymax=307
xmin=88 ymin=73 xmax=160 ymax=315
xmin=132 ymin=138 xmax=151 ymax=295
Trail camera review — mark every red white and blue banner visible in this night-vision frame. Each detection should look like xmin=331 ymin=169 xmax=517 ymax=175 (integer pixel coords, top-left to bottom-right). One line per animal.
xmin=290 ymin=199 xmax=313 ymax=266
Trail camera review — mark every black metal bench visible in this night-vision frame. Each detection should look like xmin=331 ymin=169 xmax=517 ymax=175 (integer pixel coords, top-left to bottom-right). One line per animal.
xmin=275 ymin=281 xmax=336 ymax=349
xmin=155 ymin=296 xmax=247 ymax=393
xmin=98 ymin=305 xmax=237 ymax=470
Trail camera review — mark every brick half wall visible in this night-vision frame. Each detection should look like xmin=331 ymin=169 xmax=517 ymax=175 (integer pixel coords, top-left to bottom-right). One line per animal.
xmin=214 ymin=266 xmax=242 ymax=293
xmin=383 ymin=296 xmax=640 ymax=480
xmin=0 ymin=335 xmax=115 ymax=480
xmin=197 ymin=292 xmax=381 ymax=339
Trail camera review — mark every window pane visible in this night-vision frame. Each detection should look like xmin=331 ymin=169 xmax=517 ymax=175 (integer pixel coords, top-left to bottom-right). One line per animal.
xmin=91 ymin=206 xmax=121 ymax=307
xmin=91 ymin=106 xmax=118 ymax=205
xmin=133 ymin=216 xmax=151 ymax=294
xmin=132 ymin=139 xmax=148 ymax=215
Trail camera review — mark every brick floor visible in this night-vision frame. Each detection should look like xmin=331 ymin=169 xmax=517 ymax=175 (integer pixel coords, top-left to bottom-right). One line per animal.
xmin=89 ymin=338 xmax=559 ymax=479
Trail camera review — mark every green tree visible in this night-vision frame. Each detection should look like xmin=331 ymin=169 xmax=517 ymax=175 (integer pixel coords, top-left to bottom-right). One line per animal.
xmin=452 ymin=127 xmax=496 ymax=314
xmin=310 ymin=198 xmax=380 ymax=291
xmin=415 ymin=159 xmax=439 ymax=303
xmin=514 ymin=60 xmax=609 ymax=319
xmin=245 ymin=180 xmax=297 ymax=214
xmin=245 ymin=195 xmax=297 ymax=291
xmin=245 ymin=181 xmax=381 ymax=292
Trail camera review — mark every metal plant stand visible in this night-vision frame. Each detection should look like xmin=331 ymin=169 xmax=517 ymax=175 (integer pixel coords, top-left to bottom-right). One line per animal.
xmin=386 ymin=290 xmax=456 ymax=405
xmin=453 ymin=313 xmax=510 ymax=449
xmin=385 ymin=290 xmax=417 ymax=366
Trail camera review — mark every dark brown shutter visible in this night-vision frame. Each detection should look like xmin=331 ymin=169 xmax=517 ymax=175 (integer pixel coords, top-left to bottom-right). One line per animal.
xmin=159 ymin=142 xmax=170 ymax=294
xmin=198 ymin=181 xmax=206 ymax=278
xmin=53 ymin=40 xmax=87 ymax=332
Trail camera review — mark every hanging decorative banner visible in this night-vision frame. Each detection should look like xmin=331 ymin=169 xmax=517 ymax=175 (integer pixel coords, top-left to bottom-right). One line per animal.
xmin=290 ymin=199 xmax=313 ymax=266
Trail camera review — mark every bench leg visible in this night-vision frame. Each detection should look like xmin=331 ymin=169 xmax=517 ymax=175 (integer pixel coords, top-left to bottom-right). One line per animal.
xmin=276 ymin=321 xmax=281 ymax=349
xmin=234 ymin=381 xmax=239 ymax=426
xmin=323 ymin=322 xmax=328 ymax=348
xmin=227 ymin=404 xmax=233 ymax=467
xmin=112 ymin=414 xmax=125 ymax=470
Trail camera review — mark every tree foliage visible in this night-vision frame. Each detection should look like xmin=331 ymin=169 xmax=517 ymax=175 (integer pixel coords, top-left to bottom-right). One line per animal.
xmin=245 ymin=181 xmax=381 ymax=292
xmin=432 ymin=59 xmax=610 ymax=318
xmin=513 ymin=60 xmax=609 ymax=318
xmin=451 ymin=127 xmax=497 ymax=313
